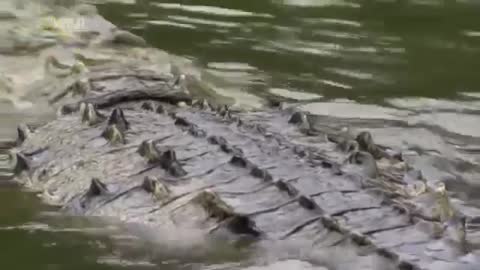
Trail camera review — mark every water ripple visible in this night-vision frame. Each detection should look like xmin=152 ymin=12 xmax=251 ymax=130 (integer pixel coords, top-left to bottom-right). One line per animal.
xmin=273 ymin=0 xmax=360 ymax=8
xmin=152 ymin=3 xmax=274 ymax=18
xmin=167 ymin=15 xmax=241 ymax=28
xmin=324 ymin=67 xmax=373 ymax=80
xmin=315 ymin=18 xmax=362 ymax=28
xmin=146 ymin=19 xmax=196 ymax=29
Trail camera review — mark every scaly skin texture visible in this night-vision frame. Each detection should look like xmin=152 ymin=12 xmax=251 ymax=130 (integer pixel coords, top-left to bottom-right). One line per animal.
xmin=7 ymin=67 xmax=479 ymax=270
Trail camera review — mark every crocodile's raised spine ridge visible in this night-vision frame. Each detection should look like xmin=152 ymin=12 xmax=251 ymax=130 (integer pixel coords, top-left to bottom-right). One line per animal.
xmin=10 ymin=67 xmax=474 ymax=270
xmin=11 ymin=152 xmax=30 ymax=175
xmin=101 ymin=124 xmax=126 ymax=144
xmin=108 ymin=107 xmax=129 ymax=131
xmin=16 ymin=124 xmax=32 ymax=146
xmin=88 ymin=178 xmax=108 ymax=197
xmin=141 ymin=101 xmax=155 ymax=111
xmin=81 ymin=102 xmax=106 ymax=126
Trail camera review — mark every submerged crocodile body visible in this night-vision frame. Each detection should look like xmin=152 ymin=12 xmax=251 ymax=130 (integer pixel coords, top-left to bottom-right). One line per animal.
xmin=6 ymin=67 xmax=480 ymax=270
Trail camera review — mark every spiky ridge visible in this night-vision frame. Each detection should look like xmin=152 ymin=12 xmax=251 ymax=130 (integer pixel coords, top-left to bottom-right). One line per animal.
xmin=8 ymin=152 xmax=30 ymax=176
xmin=101 ymin=124 xmax=126 ymax=144
xmin=88 ymin=178 xmax=108 ymax=197
xmin=11 ymin=71 xmax=469 ymax=270
xmin=16 ymin=124 xmax=31 ymax=146
xmin=80 ymin=103 xmax=105 ymax=126
xmin=107 ymin=108 xmax=129 ymax=132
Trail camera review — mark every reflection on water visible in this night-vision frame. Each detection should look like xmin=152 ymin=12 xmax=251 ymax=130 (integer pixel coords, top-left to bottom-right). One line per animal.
xmin=2 ymin=0 xmax=480 ymax=269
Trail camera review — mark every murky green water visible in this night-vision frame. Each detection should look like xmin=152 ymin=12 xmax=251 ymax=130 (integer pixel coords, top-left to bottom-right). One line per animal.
xmin=98 ymin=0 xmax=480 ymax=100
xmin=2 ymin=0 xmax=480 ymax=269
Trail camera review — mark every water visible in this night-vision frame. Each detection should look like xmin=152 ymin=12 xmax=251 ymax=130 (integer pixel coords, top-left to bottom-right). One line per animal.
xmin=98 ymin=0 xmax=480 ymax=100
xmin=1 ymin=0 xmax=480 ymax=269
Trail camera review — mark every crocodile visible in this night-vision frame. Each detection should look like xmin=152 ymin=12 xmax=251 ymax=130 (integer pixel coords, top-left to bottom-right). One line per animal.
xmin=4 ymin=66 xmax=480 ymax=270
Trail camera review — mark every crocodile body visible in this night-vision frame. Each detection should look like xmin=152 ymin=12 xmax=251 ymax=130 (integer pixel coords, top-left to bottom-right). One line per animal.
xmin=7 ymin=67 xmax=479 ymax=270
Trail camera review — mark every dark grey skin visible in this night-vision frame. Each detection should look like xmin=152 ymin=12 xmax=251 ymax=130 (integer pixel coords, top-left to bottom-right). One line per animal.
xmin=16 ymin=124 xmax=31 ymax=146
xmin=347 ymin=151 xmax=379 ymax=178
xmin=101 ymin=124 xmax=125 ymax=145
xmin=6 ymin=68 xmax=479 ymax=270
xmin=80 ymin=102 xmax=106 ymax=126
xmin=356 ymin=131 xmax=384 ymax=159
xmin=337 ymin=139 xmax=359 ymax=154
xmin=444 ymin=216 xmax=468 ymax=252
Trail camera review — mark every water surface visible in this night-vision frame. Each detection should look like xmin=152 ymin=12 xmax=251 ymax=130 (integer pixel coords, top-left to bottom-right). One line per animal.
xmin=2 ymin=0 xmax=480 ymax=269
xmin=99 ymin=0 xmax=480 ymax=100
